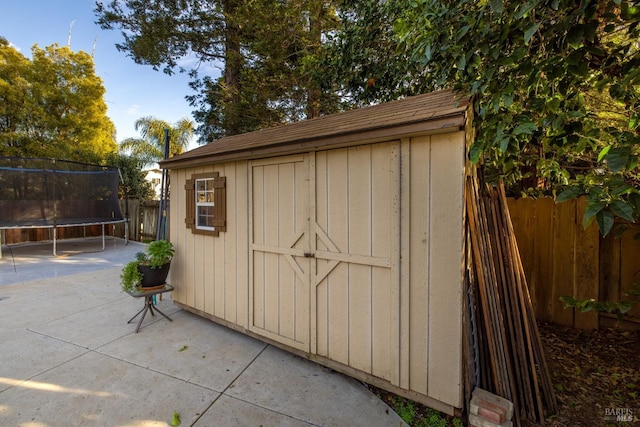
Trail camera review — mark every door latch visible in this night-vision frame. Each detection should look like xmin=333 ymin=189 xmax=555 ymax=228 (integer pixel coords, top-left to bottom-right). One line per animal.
xmin=304 ymin=252 xmax=315 ymax=258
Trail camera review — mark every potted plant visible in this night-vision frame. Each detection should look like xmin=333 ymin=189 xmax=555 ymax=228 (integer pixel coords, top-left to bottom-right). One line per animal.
xmin=121 ymin=239 xmax=175 ymax=292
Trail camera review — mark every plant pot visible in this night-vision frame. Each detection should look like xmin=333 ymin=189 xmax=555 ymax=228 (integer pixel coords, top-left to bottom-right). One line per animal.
xmin=138 ymin=263 xmax=171 ymax=288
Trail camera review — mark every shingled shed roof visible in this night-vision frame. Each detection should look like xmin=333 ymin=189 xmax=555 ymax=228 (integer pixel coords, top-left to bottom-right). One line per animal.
xmin=161 ymin=89 xmax=469 ymax=169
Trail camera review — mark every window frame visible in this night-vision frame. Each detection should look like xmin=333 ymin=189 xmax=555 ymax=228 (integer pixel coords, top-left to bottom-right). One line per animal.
xmin=195 ymin=177 xmax=216 ymax=231
xmin=185 ymin=172 xmax=226 ymax=236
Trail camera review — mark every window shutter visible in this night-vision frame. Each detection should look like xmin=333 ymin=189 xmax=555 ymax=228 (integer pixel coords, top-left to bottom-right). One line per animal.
xmin=184 ymin=178 xmax=195 ymax=229
xmin=212 ymin=176 xmax=226 ymax=231
xmin=186 ymin=172 xmax=226 ymax=236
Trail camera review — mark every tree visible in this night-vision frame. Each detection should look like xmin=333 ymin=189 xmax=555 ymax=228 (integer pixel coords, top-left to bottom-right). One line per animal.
xmin=393 ymin=0 xmax=640 ymax=236
xmin=95 ymin=0 xmax=339 ymax=142
xmin=315 ymin=0 xmax=430 ymax=108
xmin=119 ymin=116 xmax=194 ymax=167
xmin=0 ymin=40 xmax=117 ymax=162
xmin=104 ymin=152 xmax=154 ymax=200
xmin=0 ymin=38 xmax=31 ymax=157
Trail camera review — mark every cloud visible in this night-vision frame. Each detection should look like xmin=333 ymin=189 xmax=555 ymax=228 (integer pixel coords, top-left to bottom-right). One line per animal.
xmin=8 ymin=41 xmax=21 ymax=52
xmin=126 ymin=104 xmax=141 ymax=116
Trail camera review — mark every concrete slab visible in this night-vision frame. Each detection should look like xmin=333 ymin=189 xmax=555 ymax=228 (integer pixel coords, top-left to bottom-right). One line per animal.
xmin=226 ymin=346 xmax=406 ymax=427
xmin=98 ymin=310 xmax=268 ymax=392
xmin=29 ymin=294 xmax=179 ymax=349
xmin=195 ymin=394 xmax=314 ymax=426
xmin=0 ymin=276 xmax=128 ymax=331
xmin=0 ymin=330 xmax=88 ymax=393
xmin=0 ymin=351 xmax=219 ymax=426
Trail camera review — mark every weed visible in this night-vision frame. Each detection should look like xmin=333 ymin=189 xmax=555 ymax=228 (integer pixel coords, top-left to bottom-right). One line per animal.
xmin=423 ymin=408 xmax=447 ymax=427
xmin=393 ymin=397 xmax=416 ymax=424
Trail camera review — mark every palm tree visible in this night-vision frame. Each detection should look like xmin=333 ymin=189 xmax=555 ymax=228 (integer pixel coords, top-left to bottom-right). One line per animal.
xmin=119 ymin=116 xmax=194 ymax=166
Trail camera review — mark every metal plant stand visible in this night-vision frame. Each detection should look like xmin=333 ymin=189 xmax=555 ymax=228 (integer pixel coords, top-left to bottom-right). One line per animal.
xmin=126 ymin=284 xmax=174 ymax=333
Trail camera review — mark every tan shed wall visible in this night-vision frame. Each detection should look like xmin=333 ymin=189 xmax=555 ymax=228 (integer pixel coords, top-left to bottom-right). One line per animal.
xmin=169 ymin=162 xmax=250 ymax=328
xmin=168 ymin=131 xmax=466 ymax=412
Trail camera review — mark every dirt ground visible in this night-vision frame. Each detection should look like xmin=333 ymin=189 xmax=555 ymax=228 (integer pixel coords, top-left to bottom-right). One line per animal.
xmin=374 ymin=321 xmax=640 ymax=426
xmin=537 ymin=321 xmax=640 ymax=426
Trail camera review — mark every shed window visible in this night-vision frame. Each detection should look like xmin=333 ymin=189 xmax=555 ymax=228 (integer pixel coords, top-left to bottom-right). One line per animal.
xmin=185 ymin=172 xmax=226 ymax=236
xmin=196 ymin=178 xmax=216 ymax=230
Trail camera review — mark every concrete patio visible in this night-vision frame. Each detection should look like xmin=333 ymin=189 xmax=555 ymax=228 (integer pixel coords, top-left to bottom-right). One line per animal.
xmin=0 ymin=237 xmax=406 ymax=426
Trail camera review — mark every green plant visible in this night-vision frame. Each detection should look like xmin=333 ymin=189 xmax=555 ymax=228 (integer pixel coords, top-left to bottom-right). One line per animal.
xmin=393 ymin=397 xmax=416 ymax=425
xmin=424 ymin=408 xmax=447 ymax=427
xmin=120 ymin=240 xmax=174 ymax=292
xmin=560 ymin=283 xmax=640 ymax=320
xmin=120 ymin=261 xmax=143 ymax=292
xmin=144 ymin=239 xmax=175 ymax=268
xmin=170 ymin=411 xmax=181 ymax=426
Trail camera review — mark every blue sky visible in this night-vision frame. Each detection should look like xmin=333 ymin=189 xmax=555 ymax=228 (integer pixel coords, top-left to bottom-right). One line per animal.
xmin=1 ymin=0 xmax=214 ymax=150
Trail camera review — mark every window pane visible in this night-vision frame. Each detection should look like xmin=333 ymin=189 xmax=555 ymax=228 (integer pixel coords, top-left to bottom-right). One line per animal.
xmin=197 ymin=205 xmax=215 ymax=228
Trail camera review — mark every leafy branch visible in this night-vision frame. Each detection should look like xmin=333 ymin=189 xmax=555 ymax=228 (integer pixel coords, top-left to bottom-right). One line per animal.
xmin=560 ymin=283 xmax=640 ymax=320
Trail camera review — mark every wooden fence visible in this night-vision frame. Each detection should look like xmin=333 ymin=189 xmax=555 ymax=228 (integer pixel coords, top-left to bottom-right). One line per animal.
xmin=113 ymin=199 xmax=169 ymax=242
xmin=507 ymin=197 xmax=640 ymax=329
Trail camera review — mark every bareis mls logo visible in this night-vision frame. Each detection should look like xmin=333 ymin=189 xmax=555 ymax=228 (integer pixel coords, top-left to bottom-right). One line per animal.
xmin=604 ymin=408 xmax=638 ymax=422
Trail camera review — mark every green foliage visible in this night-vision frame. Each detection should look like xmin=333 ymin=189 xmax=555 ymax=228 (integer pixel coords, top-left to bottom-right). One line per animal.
xmin=170 ymin=411 xmax=181 ymax=426
xmin=393 ymin=397 xmax=416 ymax=424
xmin=104 ymin=152 xmax=154 ymax=200
xmin=0 ymin=39 xmax=117 ymax=162
xmin=120 ymin=261 xmax=143 ymax=292
xmin=134 ymin=252 xmax=147 ymax=263
xmin=560 ymin=283 xmax=640 ymax=320
xmin=144 ymin=239 xmax=175 ymax=268
xmin=389 ymin=396 xmax=458 ymax=427
xmin=119 ymin=116 xmax=194 ymax=167
xmin=423 ymin=408 xmax=447 ymax=427
xmin=390 ymin=0 xmax=640 ymax=236
xmin=120 ymin=240 xmax=174 ymax=291
xmin=316 ymin=0 xmax=430 ymax=107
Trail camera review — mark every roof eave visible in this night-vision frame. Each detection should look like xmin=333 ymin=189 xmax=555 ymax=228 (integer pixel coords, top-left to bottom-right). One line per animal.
xmin=161 ymin=112 xmax=466 ymax=170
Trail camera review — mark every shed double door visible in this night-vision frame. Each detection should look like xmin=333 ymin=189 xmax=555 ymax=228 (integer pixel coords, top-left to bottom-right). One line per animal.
xmin=249 ymin=143 xmax=400 ymax=383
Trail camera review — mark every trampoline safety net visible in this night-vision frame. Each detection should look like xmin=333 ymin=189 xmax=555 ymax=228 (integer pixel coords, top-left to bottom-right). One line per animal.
xmin=0 ymin=157 xmax=124 ymax=228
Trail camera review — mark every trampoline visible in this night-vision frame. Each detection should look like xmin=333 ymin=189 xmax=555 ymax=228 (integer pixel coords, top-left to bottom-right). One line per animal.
xmin=0 ymin=157 xmax=128 ymax=258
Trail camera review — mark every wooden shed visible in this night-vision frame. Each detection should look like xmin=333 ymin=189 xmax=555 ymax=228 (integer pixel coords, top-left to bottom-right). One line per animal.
xmin=160 ymin=89 xmax=471 ymax=415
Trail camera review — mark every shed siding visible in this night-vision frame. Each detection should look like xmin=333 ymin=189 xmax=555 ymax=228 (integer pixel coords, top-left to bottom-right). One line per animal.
xmin=426 ymin=132 xmax=465 ymax=406
xmin=405 ymin=132 xmax=464 ymax=408
xmin=168 ymin=132 xmax=465 ymax=411
xmin=408 ymin=135 xmax=432 ymax=394
xmin=169 ymin=162 xmax=249 ymax=327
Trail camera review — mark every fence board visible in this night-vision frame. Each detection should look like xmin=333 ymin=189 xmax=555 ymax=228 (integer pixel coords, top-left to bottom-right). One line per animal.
xmin=117 ymin=199 xmax=140 ymax=241
xmin=533 ymin=199 xmax=555 ymax=323
xmin=599 ymin=235 xmax=620 ymax=302
xmin=551 ymin=199 xmax=576 ymax=327
xmin=573 ymin=198 xmax=599 ymax=329
xmin=620 ymin=232 xmax=640 ymax=318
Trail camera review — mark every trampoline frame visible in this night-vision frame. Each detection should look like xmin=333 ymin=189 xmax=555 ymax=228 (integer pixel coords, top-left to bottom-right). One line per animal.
xmin=0 ymin=219 xmax=129 ymax=258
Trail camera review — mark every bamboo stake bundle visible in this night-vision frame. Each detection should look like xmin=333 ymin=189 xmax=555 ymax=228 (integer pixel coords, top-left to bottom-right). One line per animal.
xmin=465 ymin=173 xmax=557 ymax=425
